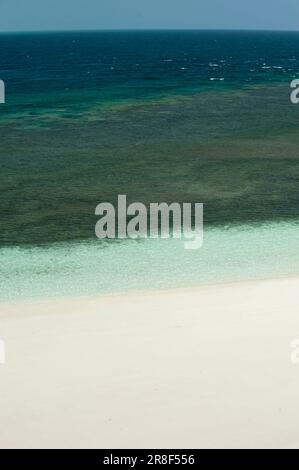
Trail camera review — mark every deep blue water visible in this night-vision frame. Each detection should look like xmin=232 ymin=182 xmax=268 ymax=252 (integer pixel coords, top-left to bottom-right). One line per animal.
xmin=1 ymin=30 xmax=299 ymax=98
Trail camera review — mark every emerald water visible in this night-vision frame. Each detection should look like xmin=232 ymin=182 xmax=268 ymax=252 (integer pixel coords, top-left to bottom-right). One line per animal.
xmin=1 ymin=221 xmax=299 ymax=301
xmin=1 ymin=31 xmax=299 ymax=300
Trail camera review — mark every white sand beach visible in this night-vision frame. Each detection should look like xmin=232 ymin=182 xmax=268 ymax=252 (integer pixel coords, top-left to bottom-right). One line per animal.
xmin=1 ymin=277 xmax=299 ymax=449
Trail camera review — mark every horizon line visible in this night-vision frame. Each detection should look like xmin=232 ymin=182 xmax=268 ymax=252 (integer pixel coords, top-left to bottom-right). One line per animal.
xmin=0 ymin=27 xmax=299 ymax=35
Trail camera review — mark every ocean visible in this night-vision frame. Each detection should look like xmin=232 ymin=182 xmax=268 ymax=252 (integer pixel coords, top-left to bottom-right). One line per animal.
xmin=1 ymin=30 xmax=299 ymax=299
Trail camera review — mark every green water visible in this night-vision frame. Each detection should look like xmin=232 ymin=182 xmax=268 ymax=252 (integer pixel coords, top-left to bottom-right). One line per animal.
xmin=1 ymin=84 xmax=299 ymax=300
xmin=1 ymin=84 xmax=299 ymax=246
xmin=1 ymin=221 xmax=299 ymax=301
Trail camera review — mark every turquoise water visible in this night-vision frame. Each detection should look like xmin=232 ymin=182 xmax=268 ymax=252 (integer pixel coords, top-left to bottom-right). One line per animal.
xmin=1 ymin=31 xmax=299 ymax=299
xmin=1 ymin=220 xmax=299 ymax=301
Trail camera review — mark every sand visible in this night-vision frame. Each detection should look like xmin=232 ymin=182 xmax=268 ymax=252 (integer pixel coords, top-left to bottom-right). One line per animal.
xmin=0 ymin=277 xmax=299 ymax=449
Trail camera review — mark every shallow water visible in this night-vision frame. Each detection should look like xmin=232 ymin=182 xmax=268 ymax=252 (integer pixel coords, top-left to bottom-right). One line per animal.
xmin=1 ymin=220 xmax=299 ymax=300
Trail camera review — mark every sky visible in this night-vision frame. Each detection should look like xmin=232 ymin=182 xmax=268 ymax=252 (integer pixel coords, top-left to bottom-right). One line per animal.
xmin=0 ymin=0 xmax=298 ymax=32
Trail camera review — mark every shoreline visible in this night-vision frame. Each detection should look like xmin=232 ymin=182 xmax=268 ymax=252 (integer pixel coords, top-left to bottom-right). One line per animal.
xmin=1 ymin=273 xmax=299 ymax=311
xmin=1 ymin=276 xmax=299 ymax=448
